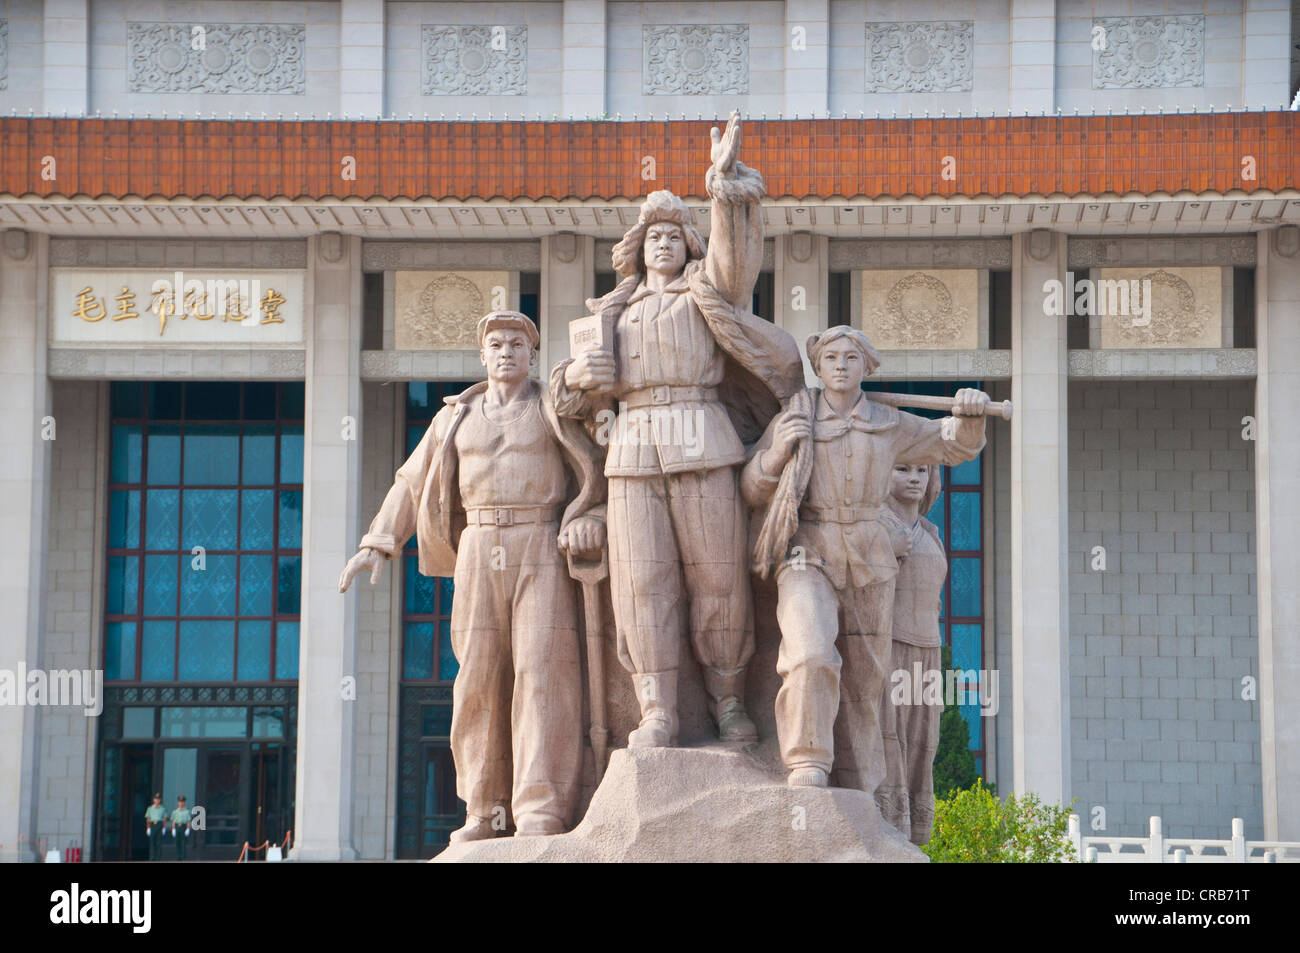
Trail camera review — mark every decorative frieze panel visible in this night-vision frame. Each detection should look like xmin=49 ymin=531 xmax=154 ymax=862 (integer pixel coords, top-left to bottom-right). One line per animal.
xmin=859 ymin=269 xmax=979 ymax=350
xmin=422 ymin=26 xmax=527 ymax=96
xmin=127 ymin=23 xmax=306 ymax=94
xmin=363 ymin=241 xmax=539 ymax=272
xmin=1092 ymin=16 xmax=1204 ymax=89
xmin=643 ymin=25 xmax=749 ymax=96
xmin=865 ymin=21 xmax=974 ymax=93
xmin=831 ymin=239 xmax=1010 ymax=271
xmin=0 ymin=20 xmax=8 ymax=92
xmin=1095 ymin=267 xmax=1221 ymax=349
xmin=1068 ymin=236 xmax=1255 ymax=269
xmin=394 ymin=270 xmax=511 ymax=349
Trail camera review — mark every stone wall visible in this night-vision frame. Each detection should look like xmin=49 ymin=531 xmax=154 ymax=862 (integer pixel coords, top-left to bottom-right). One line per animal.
xmin=32 ymin=379 xmax=102 ymax=855
xmin=1067 ymin=379 xmax=1261 ymax=839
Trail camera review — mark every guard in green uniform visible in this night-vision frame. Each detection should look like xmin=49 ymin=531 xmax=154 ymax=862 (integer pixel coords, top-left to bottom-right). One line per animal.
xmin=170 ymin=795 xmax=192 ymax=861
xmin=144 ymin=793 xmax=166 ymax=861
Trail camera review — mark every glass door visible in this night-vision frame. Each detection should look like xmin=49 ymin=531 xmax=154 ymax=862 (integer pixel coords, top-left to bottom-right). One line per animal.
xmin=200 ymin=746 xmax=244 ymax=859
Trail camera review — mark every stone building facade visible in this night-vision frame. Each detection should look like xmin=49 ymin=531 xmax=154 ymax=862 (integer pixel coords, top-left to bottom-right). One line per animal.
xmin=1 ymin=0 xmax=1298 ymax=860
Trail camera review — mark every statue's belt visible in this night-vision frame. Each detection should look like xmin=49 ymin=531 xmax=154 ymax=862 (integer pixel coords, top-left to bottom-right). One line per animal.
xmin=620 ymin=385 xmax=719 ymax=408
xmin=464 ymin=506 xmax=561 ymax=527
xmin=798 ymin=504 xmax=883 ymax=524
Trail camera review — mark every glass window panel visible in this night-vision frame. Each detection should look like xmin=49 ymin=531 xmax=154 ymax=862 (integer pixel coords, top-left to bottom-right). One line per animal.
xmin=438 ymin=620 xmax=459 ymax=681
xmin=275 ymin=622 xmax=299 ymax=680
xmin=277 ymin=557 xmax=301 ymax=614
xmin=111 ymin=381 xmax=143 ymax=418
xmin=237 ymin=620 xmax=271 ymax=681
xmin=244 ymin=382 xmax=276 ymax=420
xmin=280 ymin=427 xmax=303 ymax=483
xmin=239 ymin=555 xmax=272 ymax=616
xmin=178 ymin=620 xmax=235 ymax=681
xmin=949 ymin=456 xmax=980 ymax=486
xmin=242 ymin=427 xmax=277 ymax=485
xmin=252 ymin=707 xmax=284 ymax=737
xmin=144 ymin=489 xmax=180 ymax=550
xmin=149 ymin=382 xmax=183 ymax=420
xmin=407 ymin=424 xmax=430 ymax=455
xmin=109 ymin=490 xmax=140 ymax=549
xmin=106 ymin=556 xmax=139 ymax=615
xmin=278 ymin=491 xmax=303 ymax=548
xmin=960 ymin=703 xmax=981 ymax=750
xmin=111 ymin=425 xmax=143 ymax=483
xmin=142 ymin=554 xmax=179 ymax=616
xmin=180 ymin=553 xmax=237 ymax=616
xmin=122 ymin=707 xmax=154 ymax=738
xmin=146 ymin=427 xmax=181 ymax=484
xmin=185 ymin=382 xmax=240 ymax=420
xmin=181 ymin=489 xmax=239 ymax=550
xmin=141 ymin=620 xmax=176 ymax=681
xmin=161 ymin=706 xmax=247 ymax=738
xmin=407 ymin=382 xmax=434 ymax=416
xmin=404 ymin=622 xmax=434 ymax=680
xmin=241 ymin=490 xmax=274 ymax=550
xmin=421 ymin=704 xmax=452 ymax=737
xmin=280 ymin=384 xmax=305 ymax=420
xmin=440 ymin=577 xmax=454 ymax=615
xmin=951 ymin=624 xmax=982 ymax=675
xmin=405 ymin=556 xmax=436 ymax=614
xmin=183 ymin=426 xmax=240 ymax=485
xmin=949 ymin=492 xmax=981 ymax=552
xmin=105 ymin=622 xmax=136 ymax=680
xmin=949 ymin=558 xmax=981 ymax=618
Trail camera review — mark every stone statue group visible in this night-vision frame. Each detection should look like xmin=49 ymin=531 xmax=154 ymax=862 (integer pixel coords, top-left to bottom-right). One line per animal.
xmin=339 ymin=113 xmax=1000 ymax=850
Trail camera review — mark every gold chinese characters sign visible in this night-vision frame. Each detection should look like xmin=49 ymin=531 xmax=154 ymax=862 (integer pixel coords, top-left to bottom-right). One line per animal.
xmin=51 ymin=270 xmax=305 ymax=345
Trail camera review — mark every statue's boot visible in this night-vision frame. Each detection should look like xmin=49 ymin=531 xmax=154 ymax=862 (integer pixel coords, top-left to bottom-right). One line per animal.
xmin=449 ymin=814 xmax=503 ymax=843
xmin=787 ymin=766 xmax=829 ymax=787
xmin=514 ymin=813 xmax=565 ymax=837
xmin=627 ymin=670 xmax=678 ymax=748
xmin=705 ymin=666 xmax=758 ymax=743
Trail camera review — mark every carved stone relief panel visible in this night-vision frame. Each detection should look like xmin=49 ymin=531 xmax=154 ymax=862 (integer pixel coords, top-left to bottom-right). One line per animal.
xmin=422 ymin=25 xmax=527 ymax=96
xmin=0 ymin=20 xmax=8 ymax=92
xmin=643 ymin=25 xmax=749 ymax=96
xmin=864 ymin=21 xmax=974 ymax=93
xmin=1092 ymin=16 xmax=1204 ymax=89
xmin=394 ymin=270 xmax=510 ymax=349
xmin=127 ymin=23 xmax=306 ymax=94
xmin=859 ymin=269 xmax=979 ymax=350
xmin=1096 ymin=267 xmax=1221 ymax=348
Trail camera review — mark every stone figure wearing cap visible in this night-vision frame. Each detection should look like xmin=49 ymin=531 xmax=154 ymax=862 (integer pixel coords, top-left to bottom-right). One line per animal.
xmin=144 ymin=793 xmax=166 ymax=861
xmin=740 ymin=326 xmax=989 ymax=794
xmin=551 ymin=111 xmax=803 ymax=748
xmin=339 ymin=311 xmax=607 ymax=842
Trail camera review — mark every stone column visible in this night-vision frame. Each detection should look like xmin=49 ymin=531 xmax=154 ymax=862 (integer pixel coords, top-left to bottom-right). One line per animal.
xmin=540 ymin=232 xmax=595 ymax=371
xmin=0 ymin=231 xmax=50 ymax=862
xmin=1009 ymin=228 xmax=1071 ymax=803
xmin=562 ymin=0 xmax=606 ymax=119
xmin=293 ymin=233 xmax=364 ymax=861
xmin=1008 ymin=0 xmax=1055 ymax=115
xmin=43 ymin=0 xmax=89 ymax=116
xmin=1255 ymin=225 xmax=1300 ymax=840
xmin=784 ymin=0 xmax=828 ymax=118
xmin=339 ymin=0 xmax=386 ymax=118
xmin=773 ymin=231 xmax=827 ymax=386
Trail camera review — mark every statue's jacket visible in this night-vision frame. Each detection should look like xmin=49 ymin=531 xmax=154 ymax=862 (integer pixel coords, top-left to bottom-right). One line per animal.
xmin=741 ymin=389 xmax=984 ymax=591
xmin=359 ymin=380 xmax=607 ymax=578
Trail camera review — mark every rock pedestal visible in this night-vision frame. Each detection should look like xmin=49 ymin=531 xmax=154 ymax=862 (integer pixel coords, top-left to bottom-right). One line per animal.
xmin=434 ymin=744 xmax=927 ymax=863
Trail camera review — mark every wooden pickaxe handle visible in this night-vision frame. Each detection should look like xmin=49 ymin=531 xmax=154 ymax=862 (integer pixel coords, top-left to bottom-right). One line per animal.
xmin=865 ymin=391 xmax=1014 ymax=420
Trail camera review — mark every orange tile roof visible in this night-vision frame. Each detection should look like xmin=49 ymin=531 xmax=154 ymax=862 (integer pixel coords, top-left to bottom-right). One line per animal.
xmin=1 ymin=114 xmax=1296 ymax=202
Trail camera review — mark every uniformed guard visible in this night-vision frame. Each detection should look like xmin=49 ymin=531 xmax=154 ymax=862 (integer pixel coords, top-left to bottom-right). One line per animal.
xmin=144 ymin=793 xmax=166 ymax=861
xmin=170 ymin=795 xmax=192 ymax=861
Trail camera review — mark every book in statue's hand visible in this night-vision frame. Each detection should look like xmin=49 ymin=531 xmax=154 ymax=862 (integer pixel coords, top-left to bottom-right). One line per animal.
xmin=568 ymin=314 xmax=604 ymax=357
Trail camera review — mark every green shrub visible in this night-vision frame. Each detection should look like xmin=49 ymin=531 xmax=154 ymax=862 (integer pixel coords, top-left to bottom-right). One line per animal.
xmin=931 ymin=644 xmax=979 ymax=799
xmin=923 ymin=779 xmax=1077 ymax=863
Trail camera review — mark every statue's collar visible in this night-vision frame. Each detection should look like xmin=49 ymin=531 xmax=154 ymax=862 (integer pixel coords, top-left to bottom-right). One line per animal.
xmin=628 ymin=273 xmax=691 ymax=303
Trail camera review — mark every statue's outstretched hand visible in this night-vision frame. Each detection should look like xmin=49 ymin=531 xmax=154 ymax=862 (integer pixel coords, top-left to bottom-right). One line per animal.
xmin=710 ymin=109 xmax=742 ymax=175
xmin=338 ymin=547 xmax=386 ymax=593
